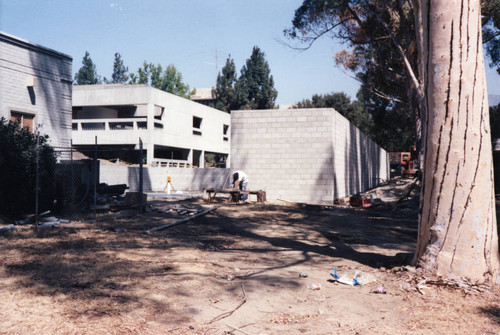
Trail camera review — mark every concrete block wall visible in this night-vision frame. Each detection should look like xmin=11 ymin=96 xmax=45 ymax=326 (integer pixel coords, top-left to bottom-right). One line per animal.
xmin=100 ymin=165 xmax=229 ymax=192
xmin=231 ymin=109 xmax=335 ymax=203
xmin=332 ymin=112 xmax=389 ymax=198
xmin=231 ymin=108 xmax=389 ymax=204
xmin=0 ymin=32 xmax=73 ymax=148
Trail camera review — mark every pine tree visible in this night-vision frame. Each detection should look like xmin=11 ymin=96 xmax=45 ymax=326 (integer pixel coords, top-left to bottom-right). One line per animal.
xmin=108 ymin=52 xmax=129 ymax=84
xmin=234 ymin=46 xmax=277 ymax=110
xmin=213 ymin=56 xmax=237 ymax=112
xmin=74 ymin=51 xmax=101 ymax=85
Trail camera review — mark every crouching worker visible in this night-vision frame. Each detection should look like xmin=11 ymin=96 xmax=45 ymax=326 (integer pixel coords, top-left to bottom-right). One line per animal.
xmin=232 ymin=171 xmax=249 ymax=202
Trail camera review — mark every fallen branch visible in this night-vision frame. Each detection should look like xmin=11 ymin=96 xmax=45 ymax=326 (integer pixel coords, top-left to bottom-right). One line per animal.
xmin=225 ymin=323 xmax=249 ymax=335
xmin=416 ymin=279 xmax=429 ymax=295
xmin=144 ymin=206 xmax=219 ymax=233
xmin=397 ymin=176 xmax=419 ymax=203
xmin=209 ymin=283 xmax=247 ymax=324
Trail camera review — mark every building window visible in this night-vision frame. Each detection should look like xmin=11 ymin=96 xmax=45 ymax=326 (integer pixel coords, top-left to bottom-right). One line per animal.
xmin=11 ymin=111 xmax=34 ymax=132
xmin=193 ymin=116 xmax=202 ymax=136
xmin=223 ymin=124 xmax=229 ymax=141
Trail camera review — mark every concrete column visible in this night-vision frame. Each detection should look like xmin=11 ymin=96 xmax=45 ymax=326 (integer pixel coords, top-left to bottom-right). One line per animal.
xmin=201 ymin=150 xmax=205 ymax=168
xmin=187 ymin=149 xmax=192 ymax=167
xmin=146 ymin=103 xmax=155 ymax=165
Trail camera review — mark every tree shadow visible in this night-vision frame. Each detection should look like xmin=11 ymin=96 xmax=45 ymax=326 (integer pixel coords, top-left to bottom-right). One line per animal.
xmin=479 ymin=306 xmax=500 ymax=325
xmin=2 ymin=224 xmax=217 ymax=321
xmin=218 ymin=205 xmax=416 ymax=270
xmin=2 ymin=197 xmax=418 ymax=323
xmin=28 ymin=41 xmax=73 ymax=148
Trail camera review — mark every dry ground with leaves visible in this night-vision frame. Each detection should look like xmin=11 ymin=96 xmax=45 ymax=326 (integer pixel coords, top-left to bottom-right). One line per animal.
xmin=1 ymin=179 xmax=499 ymax=334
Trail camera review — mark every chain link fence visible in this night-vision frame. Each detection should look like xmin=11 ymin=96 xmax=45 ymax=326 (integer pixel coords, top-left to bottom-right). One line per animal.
xmin=36 ymin=137 xmax=145 ymax=223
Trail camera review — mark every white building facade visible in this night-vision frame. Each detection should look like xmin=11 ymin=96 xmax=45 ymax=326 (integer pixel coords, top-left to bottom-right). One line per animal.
xmin=72 ymin=85 xmax=230 ymax=168
xmin=0 ymin=31 xmax=73 ymax=147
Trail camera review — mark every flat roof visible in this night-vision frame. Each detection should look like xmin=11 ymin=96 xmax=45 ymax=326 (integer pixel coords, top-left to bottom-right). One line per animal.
xmin=0 ymin=31 xmax=72 ymax=60
xmin=73 ymin=84 xmax=149 ymax=90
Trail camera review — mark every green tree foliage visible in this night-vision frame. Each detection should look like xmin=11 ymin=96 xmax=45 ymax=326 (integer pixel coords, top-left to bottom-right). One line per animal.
xmin=285 ymin=0 xmax=500 ymax=151
xmin=483 ymin=0 xmax=500 ymax=74
xmin=295 ymin=91 xmax=374 ymax=138
xmin=359 ymin=87 xmax=415 ymax=151
xmin=74 ymin=51 xmax=101 ymax=85
xmin=234 ymin=46 xmax=278 ymax=110
xmin=213 ymin=56 xmax=237 ymax=112
xmin=212 ymin=47 xmax=278 ymax=112
xmin=0 ymin=118 xmax=56 ymax=218
xmin=104 ymin=52 xmax=129 ymax=84
xmin=285 ymin=0 xmax=417 ymax=151
xmin=129 ymin=61 xmax=150 ymax=85
xmin=129 ymin=62 xmax=191 ymax=98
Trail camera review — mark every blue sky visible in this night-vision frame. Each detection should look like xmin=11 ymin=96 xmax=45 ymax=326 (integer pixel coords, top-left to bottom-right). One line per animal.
xmin=1 ymin=0 xmax=499 ymax=105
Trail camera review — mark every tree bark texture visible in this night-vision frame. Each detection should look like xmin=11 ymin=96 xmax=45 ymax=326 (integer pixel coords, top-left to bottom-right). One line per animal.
xmin=415 ymin=0 xmax=500 ymax=285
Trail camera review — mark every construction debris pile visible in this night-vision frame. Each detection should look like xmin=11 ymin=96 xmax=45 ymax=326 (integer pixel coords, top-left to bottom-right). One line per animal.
xmin=92 ymin=183 xmax=130 ymax=211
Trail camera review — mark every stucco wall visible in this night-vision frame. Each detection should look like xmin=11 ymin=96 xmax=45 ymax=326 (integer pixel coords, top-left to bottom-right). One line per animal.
xmin=230 ymin=108 xmax=389 ymax=204
xmin=0 ymin=32 xmax=73 ymax=148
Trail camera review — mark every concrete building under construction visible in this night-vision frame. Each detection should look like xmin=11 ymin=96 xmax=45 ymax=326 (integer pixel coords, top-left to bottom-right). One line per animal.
xmin=230 ymin=108 xmax=390 ymax=204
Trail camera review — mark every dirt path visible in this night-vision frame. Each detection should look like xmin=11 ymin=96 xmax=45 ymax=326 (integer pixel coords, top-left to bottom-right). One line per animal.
xmin=1 ymin=179 xmax=499 ymax=334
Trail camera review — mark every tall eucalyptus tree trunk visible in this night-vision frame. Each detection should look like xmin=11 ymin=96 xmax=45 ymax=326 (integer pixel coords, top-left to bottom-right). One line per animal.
xmin=414 ymin=0 xmax=500 ymax=285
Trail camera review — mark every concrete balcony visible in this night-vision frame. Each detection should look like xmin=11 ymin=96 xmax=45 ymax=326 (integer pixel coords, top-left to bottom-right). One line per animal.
xmin=150 ymin=158 xmax=192 ymax=168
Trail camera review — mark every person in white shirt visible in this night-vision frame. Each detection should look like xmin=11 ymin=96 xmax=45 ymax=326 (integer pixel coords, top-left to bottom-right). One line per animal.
xmin=232 ymin=171 xmax=249 ymax=202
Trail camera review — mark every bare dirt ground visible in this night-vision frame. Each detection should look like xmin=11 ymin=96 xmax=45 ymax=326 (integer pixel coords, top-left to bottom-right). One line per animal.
xmin=1 ymin=179 xmax=499 ymax=335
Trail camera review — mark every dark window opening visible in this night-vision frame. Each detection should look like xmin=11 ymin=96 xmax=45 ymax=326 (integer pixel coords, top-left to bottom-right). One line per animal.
xmin=82 ymin=122 xmax=105 ymax=131
xmin=193 ymin=116 xmax=202 ymax=135
xmin=11 ymin=111 xmax=34 ymax=132
xmin=193 ymin=116 xmax=202 ymax=128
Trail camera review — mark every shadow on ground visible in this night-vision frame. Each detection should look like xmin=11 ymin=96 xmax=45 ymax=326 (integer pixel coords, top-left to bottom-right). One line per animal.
xmin=1 ymin=196 xmax=419 ymax=321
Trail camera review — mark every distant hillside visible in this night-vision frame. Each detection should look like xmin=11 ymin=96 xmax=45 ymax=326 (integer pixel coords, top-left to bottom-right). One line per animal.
xmin=489 ymin=95 xmax=500 ymax=107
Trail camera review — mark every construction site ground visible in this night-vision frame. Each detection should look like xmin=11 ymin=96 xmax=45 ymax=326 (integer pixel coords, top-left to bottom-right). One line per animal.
xmin=1 ymin=178 xmax=499 ymax=334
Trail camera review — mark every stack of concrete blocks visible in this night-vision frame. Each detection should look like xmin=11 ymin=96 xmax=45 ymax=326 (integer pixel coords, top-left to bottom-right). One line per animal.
xmin=0 ymin=32 xmax=73 ymax=149
xmin=230 ymin=108 xmax=390 ymax=204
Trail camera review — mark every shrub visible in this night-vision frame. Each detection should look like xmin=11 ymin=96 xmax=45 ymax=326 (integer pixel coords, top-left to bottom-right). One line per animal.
xmin=0 ymin=117 xmax=56 ymax=218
